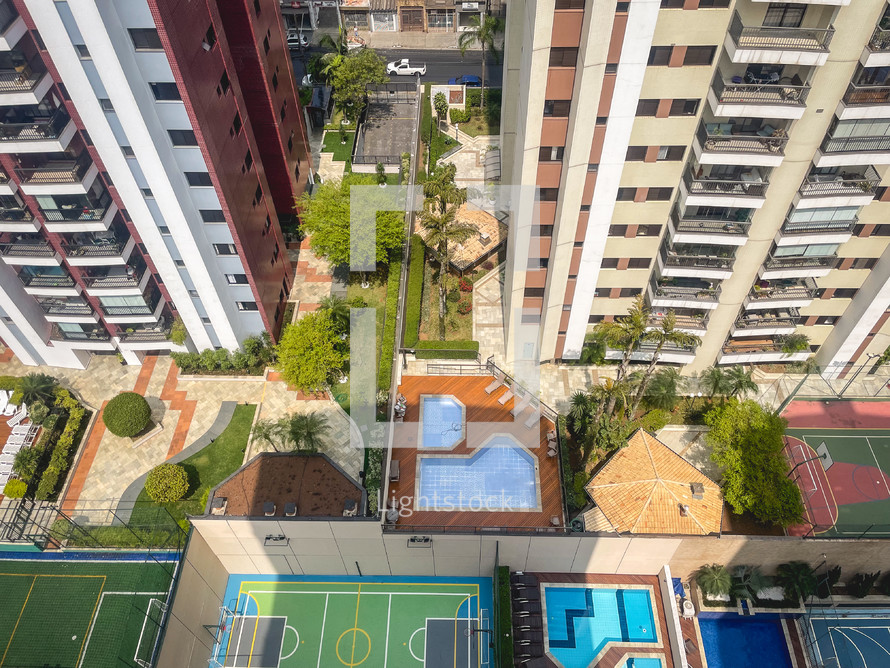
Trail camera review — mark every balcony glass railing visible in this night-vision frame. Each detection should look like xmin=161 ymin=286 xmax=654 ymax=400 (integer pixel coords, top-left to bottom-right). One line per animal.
xmin=764 ymin=255 xmax=837 ymax=270
xmin=683 ymin=169 xmax=768 ymax=198
xmin=799 ymin=167 xmax=880 ymax=196
xmin=37 ymin=299 xmax=92 ymax=316
xmin=663 ymin=252 xmax=735 ymax=270
xmin=867 ymin=27 xmax=890 ymax=52
xmin=735 ymin=308 xmax=800 ymax=330
xmin=82 ymin=266 xmax=145 ymax=289
xmin=843 ymin=82 xmax=890 ymax=106
xmin=697 ymin=124 xmax=788 ymax=157
xmin=728 ymin=12 xmax=834 ymax=52
xmin=651 ymin=280 xmax=722 ymax=302
xmin=16 ymin=153 xmax=91 ymax=185
xmin=0 ymin=62 xmax=44 ymax=94
xmin=50 ymin=325 xmax=109 ymax=342
xmin=748 ymin=278 xmax=818 ymax=302
xmin=649 ymin=313 xmax=709 ymax=330
xmin=712 ymin=70 xmax=809 ymax=106
xmin=781 ymin=219 xmax=856 ymax=234
xmin=17 ymin=271 xmax=74 ymax=287
xmin=0 ymin=109 xmax=69 ymax=143
xmin=821 ymin=135 xmax=890 ymax=154
xmin=722 ymin=340 xmax=788 ymax=355
xmin=0 ymin=239 xmax=53 ymax=257
xmin=63 ymin=235 xmax=129 ymax=258
xmin=0 ymin=206 xmax=32 ymax=221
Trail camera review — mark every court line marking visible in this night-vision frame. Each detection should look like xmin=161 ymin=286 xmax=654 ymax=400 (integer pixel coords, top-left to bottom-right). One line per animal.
xmin=791 ymin=436 xmax=841 ymax=534
xmin=77 ymin=576 xmax=106 ymax=667
xmin=0 ymin=575 xmax=36 ymax=668
xmin=383 ymin=594 xmax=391 ymax=668
xmin=281 ymin=626 xmax=299 ymax=661
xmin=351 ymin=584 xmax=362 ymax=666
xmin=865 ymin=437 xmax=884 ymax=478
xmin=849 ymin=627 xmax=890 ymax=659
xmin=316 ymin=593 xmax=329 ymax=668
xmin=408 ymin=627 xmax=425 ymax=663
xmin=78 ymin=591 xmax=168 ymax=668
xmin=833 ymin=628 xmax=868 ymax=667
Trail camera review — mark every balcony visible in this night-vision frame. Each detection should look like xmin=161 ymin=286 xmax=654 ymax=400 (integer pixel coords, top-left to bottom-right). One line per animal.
xmin=0 ymin=109 xmax=74 ymax=153
xmin=18 ymin=269 xmax=79 ymax=296
xmin=862 ymin=27 xmax=890 ymax=68
xmin=101 ymin=288 xmax=164 ymax=324
xmin=63 ymin=229 xmax=134 ymax=267
xmin=795 ymin=167 xmax=880 ymax=207
xmin=15 ymin=154 xmax=99 ymax=195
xmin=725 ymin=12 xmax=834 ymax=67
xmin=649 ymin=311 xmax=709 ymax=337
xmin=116 ymin=317 xmax=186 ymax=351
xmin=0 ymin=236 xmax=58 ymax=266
xmin=0 ymin=203 xmax=35 ymax=232
xmin=708 ymin=70 xmax=809 ymax=120
xmin=745 ymin=278 xmax=818 ymax=310
xmin=648 ymin=279 xmax=722 ymax=310
xmin=0 ymin=62 xmax=52 ymax=106
xmin=49 ymin=324 xmax=115 ymax=351
xmin=816 ymin=134 xmax=890 ymax=168
xmin=719 ymin=339 xmax=810 ymax=364
xmin=82 ymin=262 xmax=148 ymax=296
xmin=762 ymin=254 xmax=836 ymax=279
xmin=36 ymin=298 xmax=97 ymax=323
xmin=608 ymin=340 xmax=698 ymax=364
xmin=40 ymin=200 xmax=117 ymax=233
xmin=659 ymin=245 xmax=735 ymax=280
xmin=668 ymin=207 xmax=751 ymax=246
xmin=694 ymin=122 xmax=788 ymax=168
xmin=777 ymin=218 xmax=855 ymax=246
xmin=732 ymin=308 xmax=800 ymax=337
xmin=681 ymin=168 xmax=768 ymax=208
xmin=749 ymin=0 xmax=850 ymax=6
xmin=0 ymin=3 xmax=26 ymax=52
xmin=837 ymin=82 xmax=890 ymax=120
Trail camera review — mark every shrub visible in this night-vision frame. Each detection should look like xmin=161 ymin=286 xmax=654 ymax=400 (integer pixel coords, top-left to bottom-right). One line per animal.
xmin=34 ymin=394 xmax=87 ymax=501
xmin=414 ymin=340 xmax=479 ymax=360
xmin=457 ymin=299 xmax=473 ymax=315
xmin=168 ymin=316 xmax=187 ymax=345
xmin=102 ymin=392 xmax=152 ymax=438
xmin=8 ymin=390 xmax=22 ymax=405
xmin=637 ymin=409 xmax=671 ymax=434
xmin=3 ymin=479 xmax=26 ymax=498
xmin=364 ymin=447 xmax=384 ymax=514
xmin=145 ymin=463 xmax=189 ymax=503
xmin=817 ymin=566 xmax=841 ymax=599
xmin=446 ymin=288 xmax=460 ymax=304
xmin=458 ymin=278 xmax=473 ymax=292
xmin=449 ymin=108 xmax=471 ymax=124
xmin=572 ymin=472 xmax=589 ymax=510
xmin=404 ymin=236 xmax=425 ymax=348
xmin=28 ymin=401 xmax=49 ymax=426
xmin=0 ymin=375 xmax=18 ymax=391
xmin=847 ymin=571 xmax=881 ymax=598
xmin=378 ymin=255 xmax=403 ymax=391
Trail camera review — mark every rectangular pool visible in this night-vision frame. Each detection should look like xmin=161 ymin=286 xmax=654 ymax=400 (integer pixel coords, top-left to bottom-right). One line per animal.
xmin=420 ymin=395 xmax=465 ymax=449
xmin=544 ymin=585 xmax=658 ymax=668
xmin=699 ymin=617 xmax=792 ymax=668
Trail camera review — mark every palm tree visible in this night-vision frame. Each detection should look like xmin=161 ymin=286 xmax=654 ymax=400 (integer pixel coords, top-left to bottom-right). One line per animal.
xmin=17 ymin=373 xmax=56 ymax=406
xmin=593 ymin=294 xmax=650 ymax=415
xmin=696 ymin=564 xmax=732 ymax=598
xmin=319 ymin=295 xmax=350 ymax=334
xmin=628 ymin=311 xmax=701 ymax=417
xmin=419 ymin=206 xmax=475 ymax=339
xmin=423 ymin=164 xmax=465 ymax=214
xmin=319 ymin=26 xmax=351 ymax=58
xmin=251 ymin=418 xmax=284 ymax=452
xmin=725 ymin=366 xmax=757 ymax=399
xmin=457 ymin=15 xmax=504 ymax=109
xmin=280 ymin=411 xmax=330 ymax=452
xmin=644 ymin=367 xmax=686 ymax=412
xmin=589 ymin=377 xmax=630 ymax=428
xmin=731 ymin=565 xmax=770 ymax=600
xmin=700 ymin=365 xmax=730 ymax=400
xmin=12 ymin=447 xmax=40 ymax=482
xmin=775 ymin=561 xmax=817 ymax=602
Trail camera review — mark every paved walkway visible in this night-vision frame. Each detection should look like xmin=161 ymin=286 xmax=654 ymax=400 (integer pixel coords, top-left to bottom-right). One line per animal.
xmin=288 ymin=236 xmax=336 ymax=318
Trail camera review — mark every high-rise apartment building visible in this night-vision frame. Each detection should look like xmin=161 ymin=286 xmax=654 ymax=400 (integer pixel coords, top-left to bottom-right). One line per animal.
xmin=0 ymin=0 xmax=309 ymax=368
xmin=502 ymin=0 xmax=890 ymax=373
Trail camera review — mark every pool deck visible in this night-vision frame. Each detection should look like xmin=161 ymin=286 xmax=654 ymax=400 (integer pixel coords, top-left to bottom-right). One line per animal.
xmin=387 ymin=375 xmax=564 ymax=530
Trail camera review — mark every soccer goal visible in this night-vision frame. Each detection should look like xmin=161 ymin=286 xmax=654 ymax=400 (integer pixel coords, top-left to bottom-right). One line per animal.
xmin=207 ymin=606 xmax=237 ymax=668
xmin=134 ymin=598 xmax=169 ymax=668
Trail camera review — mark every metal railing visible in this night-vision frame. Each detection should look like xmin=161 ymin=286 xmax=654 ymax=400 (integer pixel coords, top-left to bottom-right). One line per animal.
xmin=728 ymin=11 xmax=834 ymax=52
xmin=18 ymin=272 xmax=74 ymax=287
xmin=735 ymin=308 xmax=800 ymax=330
xmin=41 ymin=204 xmax=110 ymax=222
xmin=867 ymin=26 xmax=890 ymax=52
xmin=683 ymin=169 xmax=768 ymax=198
xmin=712 ymin=70 xmax=809 ymax=106
xmin=37 ymin=300 xmax=92 ymax=316
xmin=696 ymin=123 xmax=788 ymax=156
xmin=50 ymin=325 xmax=110 ymax=342
xmin=0 ymin=109 xmax=69 ymax=143
xmin=0 ymin=207 xmax=30 ymax=222
xmin=781 ymin=219 xmax=856 ymax=235
xmin=764 ymin=255 xmax=837 ymax=270
xmin=0 ymin=241 xmax=53 ymax=257
xmin=637 ymin=340 xmax=697 ymax=355
xmin=63 ymin=237 xmax=128 ymax=257
xmin=672 ymin=217 xmax=751 ymax=235
xmin=821 ymin=134 xmax=890 ymax=154
xmin=651 ymin=281 xmax=722 ymax=302
xmin=843 ymin=82 xmax=890 ymax=106
xmin=747 ymin=278 xmax=818 ymax=302
xmin=118 ymin=328 xmax=171 ymax=342
xmin=82 ymin=266 xmax=145 ymax=289
xmin=722 ymin=341 xmax=785 ymax=355
xmin=352 ymin=154 xmax=401 ymax=165
xmin=0 ymin=62 xmax=44 ymax=93
xmin=663 ymin=252 xmax=735 ymax=270
xmin=649 ymin=313 xmax=708 ymax=330
xmin=799 ymin=166 xmax=880 ymax=196
xmin=16 ymin=153 xmax=92 ymax=185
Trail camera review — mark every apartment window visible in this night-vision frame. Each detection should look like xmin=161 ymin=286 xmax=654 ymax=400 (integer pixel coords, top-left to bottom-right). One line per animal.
xmin=213 ymin=244 xmax=238 ymax=256
xmin=669 ymin=99 xmax=699 ymax=116
xmin=763 ymin=3 xmax=806 ymax=28
xmin=263 ymin=215 xmax=272 ymax=235
xmin=200 ymin=209 xmax=226 ymax=223
xmin=588 ymin=315 xmax=605 ymax=324
xmin=524 ymin=288 xmax=546 ymax=298
xmin=580 ymin=204 xmax=591 ymax=212
xmin=660 ymin=0 xmax=685 ymax=7
xmin=543 ymin=100 xmax=571 ymax=117
xmin=588 ymin=163 xmax=598 ymax=172
xmin=616 ymin=1 xmax=630 ymax=11
xmin=150 ymin=82 xmax=181 ymax=101
xmin=272 ymin=73 xmax=279 ymax=91
xmin=201 ymin=317 xmax=212 ymax=325
xmin=188 ymin=290 xmax=200 ymax=298
xmin=141 ymin=188 xmax=153 ymax=198
xmin=618 ymin=288 xmax=639 ymax=298
xmin=121 ymin=145 xmax=135 ymax=157
xmin=816 ymin=316 xmax=839 ymax=325
xmin=99 ymin=98 xmax=114 ymax=112
xmin=636 ymin=99 xmax=659 ymax=116
xmin=698 ymin=0 xmax=731 ymax=6
xmin=243 ymin=149 xmax=253 ymax=172
xmin=226 ymin=274 xmax=249 ymax=285
xmin=129 ymin=28 xmax=162 ymax=51
xmin=185 ymin=172 xmax=213 ymax=187
xmin=683 ymin=46 xmax=716 ymax=66
xmin=833 ymin=288 xmax=858 ymax=298
xmin=75 ymin=44 xmax=91 ymax=59
xmin=168 ymin=129 xmax=198 ymax=146
xmin=217 ymin=71 xmax=230 ymax=96
xmin=648 ymin=47 xmax=672 ymax=66
xmin=628 ymin=258 xmax=651 ymax=269
xmin=626 ymin=146 xmax=647 ymax=161
xmin=237 ymin=301 xmax=259 ymax=311
xmin=601 ymin=258 xmax=619 ymax=268
xmin=609 ymin=225 xmax=628 ymax=236
xmin=872 ymin=225 xmax=890 ymax=235
xmin=549 ymin=48 xmax=578 ymax=67
xmin=596 ymin=117 xmax=608 ymax=125
xmin=852 ymin=258 xmax=878 ymax=269
xmin=174 ymin=259 xmax=186 ymax=267
xmin=204 ymin=25 xmax=217 ymax=49
xmin=528 ymin=257 xmax=550 ymax=269
xmin=231 ymin=111 xmax=242 ymax=136
xmin=280 ymin=100 xmax=287 ymax=122
xmin=647 ymin=187 xmax=673 ymax=201
xmin=263 ymin=36 xmax=270 ymax=55
xmin=539 ymin=146 xmax=564 ymax=162
xmin=538 ymin=188 xmax=559 ymax=201
xmin=555 ymin=0 xmax=585 ymax=8
xmin=638 ymin=225 xmax=662 ymax=236
xmin=159 ymin=226 xmax=171 ymax=235
xmin=658 ymin=146 xmax=686 ymax=161
xmin=253 ymin=184 xmax=263 ymax=206
xmin=533 ymin=225 xmax=554 ymax=237
xmin=287 ymin=135 xmax=294 ymax=153
xmin=616 ymin=188 xmax=636 ymax=201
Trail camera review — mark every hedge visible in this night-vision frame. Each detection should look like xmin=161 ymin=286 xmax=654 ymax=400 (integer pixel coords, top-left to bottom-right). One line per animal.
xmin=364 ymin=447 xmax=385 ymax=514
xmin=3 ymin=479 xmax=26 ymax=498
xmin=102 ymin=392 xmax=151 ymax=438
xmin=377 ymin=253 xmax=403 ymax=391
xmin=145 ymin=463 xmax=189 ymax=503
xmin=414 ymin=340 xmax=479 ymax=360
xmin=35 ymin=390 xmax=87 ymax=501
xmin=0 ymin=375 xmax=18 ymax=391
xmin=403 ymin=235 xmax=425 ymax=348
xmin=449 ymin=108 xmax=471 ymax=124
xmin=172 ymin=334 xmax=275 ymax=376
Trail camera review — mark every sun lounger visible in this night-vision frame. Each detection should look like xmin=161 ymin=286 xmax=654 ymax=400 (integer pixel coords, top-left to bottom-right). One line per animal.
xmin=484 ymin=373 xmax=504 ymax=394
xmin=516 ymin=618 xmax=543 ymax=630
xmin=498 ymin=389 xmax=514 ymax=405
xmin=2 ymin=443 xmax=23 ymax=455
xmin=512 ymin=600 xmax=541 ymax=615
xmin=515 ymin=630 xmax=544 ymax=644
xmin=0 ymin=472 xmax=9 ymax=488
xmin=11 ymin=425 xmax=32 ymax=435
xmin=523 ymin=404 xmax=540 ymax=429
xmin=513 ymin=588 xmax=541 ymax=602
xmin=389 ymin=460 xmax=400 ymax=482
xmin=511 ymin=573 xmax=538 ymax=587
xmin=511 ymin=392 xmax=533 ymax=417
xmin=6 ymin=407 xmax=24 ymax=427
xmin=2 ymin=401 xmax=15 ymax=416
xmin=0 ymin=391 xmax=7 ymax=415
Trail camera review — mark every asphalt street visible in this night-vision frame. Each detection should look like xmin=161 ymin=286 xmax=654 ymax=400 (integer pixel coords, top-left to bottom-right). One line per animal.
xmin=290 ymin=47 xmax=503 ymax=86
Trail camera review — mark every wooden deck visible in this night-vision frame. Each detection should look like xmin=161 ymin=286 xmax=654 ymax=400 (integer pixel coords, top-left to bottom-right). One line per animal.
xmin=528 ymin=573 xmax=683 ymax=668
xmin=386 ymin=375 xmax=564 ymax=530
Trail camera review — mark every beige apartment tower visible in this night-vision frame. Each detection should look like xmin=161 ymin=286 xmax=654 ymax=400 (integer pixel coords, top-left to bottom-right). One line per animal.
xmin=501 ymin=0 xmax=890 ymax=373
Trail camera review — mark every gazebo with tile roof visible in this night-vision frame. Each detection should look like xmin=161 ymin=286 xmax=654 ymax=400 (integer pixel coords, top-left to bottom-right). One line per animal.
xmin=585 ymin=429 xmax=723 ymax=536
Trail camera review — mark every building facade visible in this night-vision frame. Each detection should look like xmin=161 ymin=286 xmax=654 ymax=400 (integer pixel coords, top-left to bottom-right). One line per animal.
xmin=502 ymin=0 xmax=890 ymax=373
xmin=0 ymin=0 xmax=309 ymax=368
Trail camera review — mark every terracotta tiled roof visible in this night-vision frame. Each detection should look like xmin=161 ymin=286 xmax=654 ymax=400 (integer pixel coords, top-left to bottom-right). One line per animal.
xmin=585 ymin=429 xmax=723 ymax=536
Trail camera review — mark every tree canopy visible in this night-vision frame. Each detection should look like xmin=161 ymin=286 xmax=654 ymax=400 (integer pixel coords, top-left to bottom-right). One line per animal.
xmin=297 ymin=173 xmax=404 ymax=266
xmin=329 ymin=49 xmax=388 ymax=120
xmin=275 ymin=311 xmax=347 ymax=393
xmin=705 ymin=400 xmax=804 ymax=527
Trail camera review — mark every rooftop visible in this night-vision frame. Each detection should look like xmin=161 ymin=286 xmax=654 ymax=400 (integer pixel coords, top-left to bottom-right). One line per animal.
xmin=207 ymin=453 xmax=365 ymax=519
xmin=585 ymin=429 xmax=723 ymax=536
xmin=418 ymin=203 xmax=506 ymax=272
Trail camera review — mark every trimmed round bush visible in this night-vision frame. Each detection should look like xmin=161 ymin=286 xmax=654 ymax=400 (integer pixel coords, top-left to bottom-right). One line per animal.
xmin=3 ymin=479 xmax=27 ymax=499
xmin=102 ymin=391 xmax=152 ymax=437
xmin=145 ymin=463 xmax=189 ymax=503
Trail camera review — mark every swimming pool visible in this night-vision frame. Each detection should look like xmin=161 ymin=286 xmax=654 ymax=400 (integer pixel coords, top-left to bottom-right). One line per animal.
xmin=415 ymin=436 xmax=538 ymax=510
xmin=544 ymin=585 xmax=658 ymax=668
xmin=621 ymin=659 xmax=663 ymax=668
xmin=419 ymin=395 xmax=465 ymax=449
xmin=699 ymin=617 xmax=792 ymax=668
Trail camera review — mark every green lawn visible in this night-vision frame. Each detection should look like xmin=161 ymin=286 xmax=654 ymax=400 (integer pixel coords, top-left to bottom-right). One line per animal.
xmin=460 ymin=115 xmax=500 ymax=137
xmin=129 ymin=404 xmax=257 ymax=527
xmin=422 ymin=84 xmax=460 ymax=169
xmin=321 ymin=130 xmax=356 ymax=162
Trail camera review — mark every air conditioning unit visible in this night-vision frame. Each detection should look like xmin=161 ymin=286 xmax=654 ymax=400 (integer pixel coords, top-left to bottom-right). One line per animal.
xmin=462 ymin=2 xmax=480 ymax=9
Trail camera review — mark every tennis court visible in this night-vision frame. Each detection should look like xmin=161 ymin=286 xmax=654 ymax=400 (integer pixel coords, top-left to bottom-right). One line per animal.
xmin=808 ymin=608 xmax=890 ymax=667
xmin=210 ymin=575 xmax=493 ymax=668
xmin=0 ymin=553 xmax=177 ymax=668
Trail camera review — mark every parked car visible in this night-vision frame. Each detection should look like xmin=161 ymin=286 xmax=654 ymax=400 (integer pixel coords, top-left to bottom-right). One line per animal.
xmin=387 ymin=59 xmax=426 ymax=76
xmin=448 ymin=74 xmax=481 ymax=87
xmin=286 ymin=31 xmax=308 ymax=49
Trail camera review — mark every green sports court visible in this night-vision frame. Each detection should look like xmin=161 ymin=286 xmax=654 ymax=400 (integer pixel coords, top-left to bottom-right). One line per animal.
xmin=0 ymin=553 xmax=177 ymax=668
xmin=211 ymin=576 xmax=494 ymax=668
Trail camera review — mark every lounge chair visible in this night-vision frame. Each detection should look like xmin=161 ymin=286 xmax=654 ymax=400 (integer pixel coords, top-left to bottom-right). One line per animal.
xmin=511 ymin=573 xmax=538 ymax=587
xmin=511 ymin=392 xmax=533 ymax=417
xmin=516 ymin=618 xmax=543 ymax=630
xmin=389 ymin=460 xmax=400 ymax=482
xmin=2 ymin=401 xmax=15 ymax=416
xmin=6 ymin=407 xmax=24 ymax=427
xmin=484 ymin=373 xmax=504 ymax=394
xmin=498 ymin=388 xmax=514 ymax=405
xmin=513 ymin=588 xmax=541 ymax=602
xmin=515 ymin=630 xmax=544 ymax=644
xmin=0 ymin=391 xmax=7 ymax=415
xmin=513 ymin=642 xmax=544 ymax=659
xmin=2 ymin=443 xmax=23 ymax=455
xmin=523 ymin=404 xmax=540 ymax=429
xmin=512 ymin=601 xmax=542 ymax=615
xmin=0 ymin=454 xmax=14 ymax=467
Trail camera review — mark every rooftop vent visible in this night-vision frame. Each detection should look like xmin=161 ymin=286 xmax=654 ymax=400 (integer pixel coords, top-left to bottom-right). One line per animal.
xmin=343 ymin=499 xmax=357 ymax=517
xmin=210 ymin=497 xmax=227 ymax=515
xmin=284 ymin=502 xmax=297 ymax=517
xmin=679 ymin=504 xmax=690 ymax=517
xmin=690 ymin=482 xmax=705 ymax=500
xmin=263 ymin=502 xmax=276 ymax=516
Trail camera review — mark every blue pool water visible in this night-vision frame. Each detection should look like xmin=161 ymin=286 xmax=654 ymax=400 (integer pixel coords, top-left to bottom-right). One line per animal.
xmin=421 ymin=395 xmax=464 ymax=449
xmin=416 ymin=438 xmax=537 ymax=509
xmin=622 ymin=659 xmax=663 ymax=668
xmin=699 ymin=617 xmax=792 ymax=668
xmin=545 ymin=586 xmax=658 ymax=668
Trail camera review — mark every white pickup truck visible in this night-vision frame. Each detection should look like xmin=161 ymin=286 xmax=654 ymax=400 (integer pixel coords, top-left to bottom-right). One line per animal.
xmin=386 ymin=59 xmax=426 ymax=76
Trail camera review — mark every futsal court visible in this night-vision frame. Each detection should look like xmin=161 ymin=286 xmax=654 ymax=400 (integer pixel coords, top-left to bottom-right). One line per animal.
xmin=808 ymin=609 xmax=890 ymax=667
xmin=210 ymin=575 xmax=493 ymax=668
xmin=0 ymin=553 xmax=177 ymax=668
xmin=782 ymin=399 xmax=890 ymax=537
